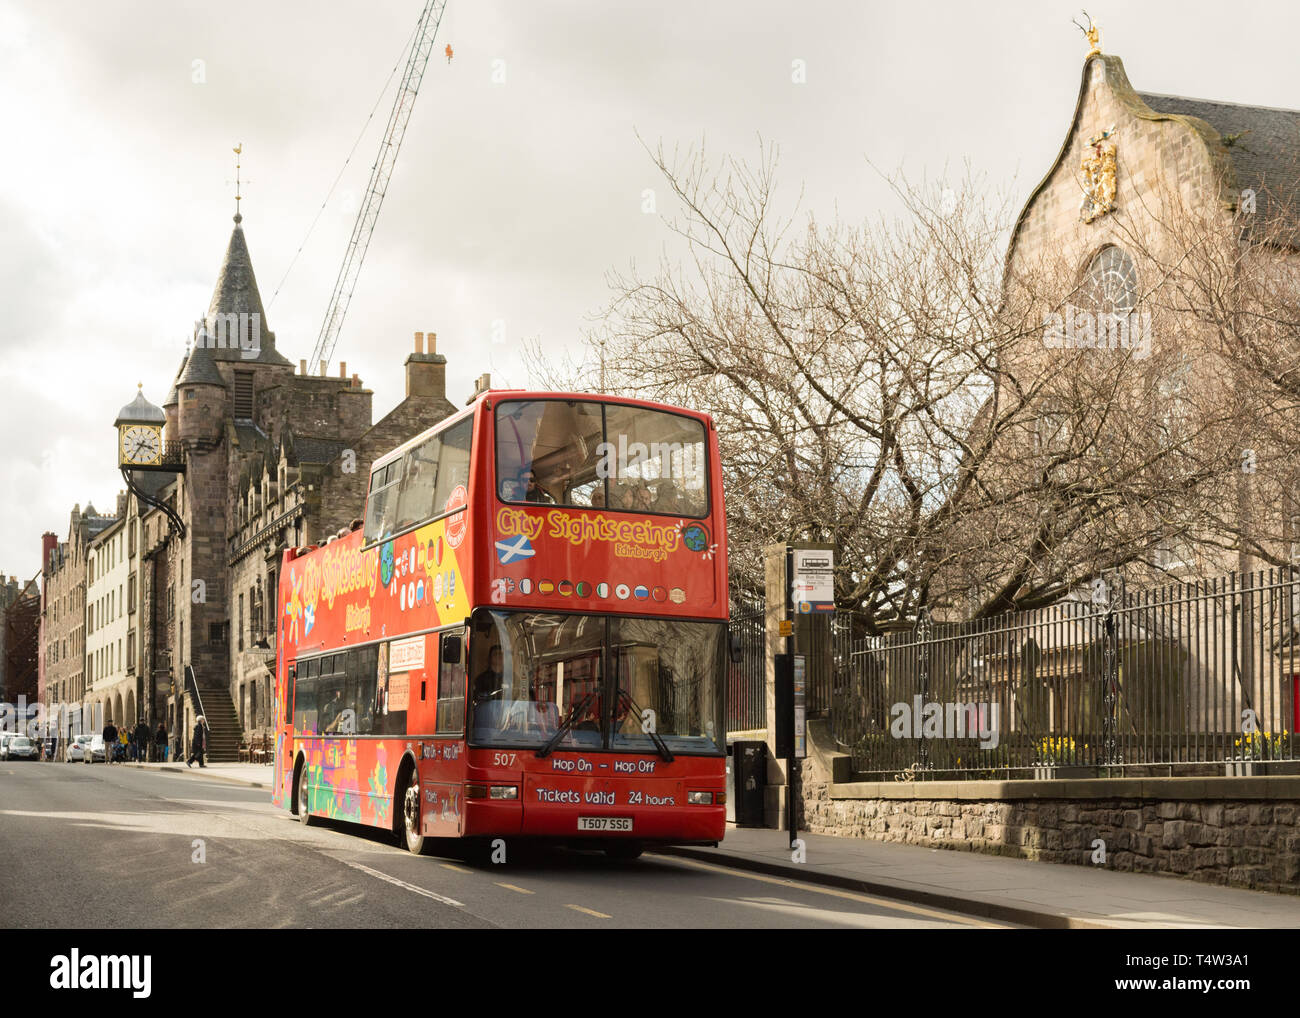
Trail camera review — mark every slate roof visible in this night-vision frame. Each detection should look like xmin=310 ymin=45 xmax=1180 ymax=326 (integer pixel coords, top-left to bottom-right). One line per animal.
xmin=176 ymin=340 xmax=225 ymax=388
xmin=162 ymin=352 xmax=188 ymax=408
xmin=285 ymin=430 xmax=346 ymax=467
xmin=114 ymin=386 xmax=166 ymax=426
xmin=1137 ymin=92 xmax=1300 ymax=247
xmin=202 ymin=219 xmax=292 ymax=367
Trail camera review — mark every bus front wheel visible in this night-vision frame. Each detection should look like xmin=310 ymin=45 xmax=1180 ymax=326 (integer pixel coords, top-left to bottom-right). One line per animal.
xmin=401 ymin=770 xmax=431 ymax=855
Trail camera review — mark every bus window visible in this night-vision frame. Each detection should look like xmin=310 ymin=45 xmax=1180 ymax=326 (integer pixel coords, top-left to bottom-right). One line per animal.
xmin=434 ymin=418 xmax=472 ymax=511
xmin=393 ymin=433 xmax=441 ymax=532
xmin=364 ymin=460 xmax=403 ymax=543
xmin=495 ymin=401 xmax=604 ymax=508
xmin=293 ymin=658 xmax=319 ymax=736
xmin=435 ymin=633 xmax=466 ymax=735
xmin=468 ymin=610 xmax=598 ymax=748
xmin=284 ymin=664 xmax=296 ymax=726
xmin=603 ymin=404 xmax=708 ymax=517
xmin=373 ymin=641 xmax=409 ymax=736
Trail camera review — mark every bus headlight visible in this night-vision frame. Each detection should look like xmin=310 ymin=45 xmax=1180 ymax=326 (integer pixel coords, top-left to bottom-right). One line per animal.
xmin=687 ymin=791 xmax=714 ymax=805
xmin=466 ymin=784 xmax=518 ymax=800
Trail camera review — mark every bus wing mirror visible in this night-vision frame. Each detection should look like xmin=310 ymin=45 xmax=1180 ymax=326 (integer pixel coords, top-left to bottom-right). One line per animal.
xmin=442 ymin=635 xmax=463 ymax=664
xmin=728 ymin=632 xmax=743 ymax=664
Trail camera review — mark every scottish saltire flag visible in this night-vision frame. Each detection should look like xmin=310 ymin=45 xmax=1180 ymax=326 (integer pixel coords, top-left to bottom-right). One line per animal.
xmin=495 ymin=534 xmax=535 ymax=564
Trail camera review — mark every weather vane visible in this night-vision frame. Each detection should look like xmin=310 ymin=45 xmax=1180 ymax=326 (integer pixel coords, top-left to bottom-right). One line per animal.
xmin=1073 ymin=11 xmax=1101 ymax=58
xmin=232 ymin=143 xmax=244 ymax=222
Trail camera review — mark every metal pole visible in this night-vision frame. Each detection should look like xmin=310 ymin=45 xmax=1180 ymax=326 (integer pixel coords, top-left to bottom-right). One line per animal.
xmin=785 ymin=545 xmax=797 ymax=847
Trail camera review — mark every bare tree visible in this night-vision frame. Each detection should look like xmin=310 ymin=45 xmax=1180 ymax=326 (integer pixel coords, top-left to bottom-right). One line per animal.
xmin=529 ymin=143 xmax=1245 ymax=631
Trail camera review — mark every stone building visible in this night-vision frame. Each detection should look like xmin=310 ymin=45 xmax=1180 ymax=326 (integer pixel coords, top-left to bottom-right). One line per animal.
xmin=100 ymin=212 xmax=461 ymax=760
xmin=40 ymin=505 xmax=115 ymax=735
xmin=1 ymin=574 xmax=40 ymax=706
xmin=1005 ymin=45 xmax=1300 ymax=580
xmin=85 ymin=499 xmax=133 ymax=729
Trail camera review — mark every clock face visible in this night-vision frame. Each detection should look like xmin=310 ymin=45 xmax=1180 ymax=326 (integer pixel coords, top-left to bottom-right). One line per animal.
xmin=120 ymin=425 xmax=162 ymax=466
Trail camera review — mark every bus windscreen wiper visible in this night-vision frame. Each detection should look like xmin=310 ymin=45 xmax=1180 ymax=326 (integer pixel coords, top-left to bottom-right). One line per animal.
xmin=535 ymin=692 xmax=597 ymax=758
xmin=616 ymin=689 xmax=674 ymax=762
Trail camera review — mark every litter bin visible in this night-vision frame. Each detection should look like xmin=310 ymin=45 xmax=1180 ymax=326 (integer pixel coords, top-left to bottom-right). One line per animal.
xmin=729 ymin=740 xmax=767 ymax=827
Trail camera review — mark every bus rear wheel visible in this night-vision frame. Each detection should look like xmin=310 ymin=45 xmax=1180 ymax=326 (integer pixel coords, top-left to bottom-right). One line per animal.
xmin=401 ymin=770 xmax=431 ymax=855
xmin=297 ymin=764 xmax=317 ymax=826
xmin=605 ymin=840 xmax=644 ymax=861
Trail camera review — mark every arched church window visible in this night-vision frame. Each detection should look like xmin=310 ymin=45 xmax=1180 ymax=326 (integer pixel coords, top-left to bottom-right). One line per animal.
xmin=1080 ymin=246 xmax=1138 ymax=314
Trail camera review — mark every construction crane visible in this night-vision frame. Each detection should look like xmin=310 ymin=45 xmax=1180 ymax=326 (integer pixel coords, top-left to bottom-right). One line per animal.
xmin=309 ymin=0 xmax=448 ymax=376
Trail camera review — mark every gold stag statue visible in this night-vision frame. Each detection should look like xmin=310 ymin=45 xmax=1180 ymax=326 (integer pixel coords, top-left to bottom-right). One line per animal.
xmin=1073 ymin=11 xmax=1102 ymax=58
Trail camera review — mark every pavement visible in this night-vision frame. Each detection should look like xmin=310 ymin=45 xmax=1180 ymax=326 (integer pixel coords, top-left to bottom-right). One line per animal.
xmin=116 ymin=761 xmax=1300 ymax=928
xmin=120 ymin=759 xmax=274 ymax=788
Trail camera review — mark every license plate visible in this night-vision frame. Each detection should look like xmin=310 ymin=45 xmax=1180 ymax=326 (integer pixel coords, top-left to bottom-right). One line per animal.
xmin=578 ymin=817 xmax=633 ymax=832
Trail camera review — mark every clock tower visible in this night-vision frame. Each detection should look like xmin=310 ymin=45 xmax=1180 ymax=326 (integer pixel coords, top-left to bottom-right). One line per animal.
xmin=114 ymin=385 xmax=185 ymax=536
xmin=115 ymin=385 xmax=166 ymax=468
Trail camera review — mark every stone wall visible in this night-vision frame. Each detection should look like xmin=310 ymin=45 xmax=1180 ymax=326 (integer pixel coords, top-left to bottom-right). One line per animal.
xmin=800 ymin=776 xmax=1300 ymax=895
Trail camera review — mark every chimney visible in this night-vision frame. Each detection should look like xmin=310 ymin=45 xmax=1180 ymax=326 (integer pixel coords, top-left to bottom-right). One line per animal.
xmin=116 ymin=490 xmax=127 ymax=518
xmin=467 ymin=372 xmax=491 ymax=404
xmin=319 ymin=359 xmax=327 ymax=377
xmin=339 ymin=361 xmax=347 ymax=379
xmin=299 ymin=359 xmax=307 ymax=375
xmin=427 ymin=331 xmax=437 ymax=354
xmin=404 ymin=327 xmax=446 ymax=400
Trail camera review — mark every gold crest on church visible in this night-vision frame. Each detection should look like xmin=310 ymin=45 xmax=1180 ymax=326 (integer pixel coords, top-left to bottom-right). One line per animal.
xmin=1079 ymin=125 xmax=1117 ymax=224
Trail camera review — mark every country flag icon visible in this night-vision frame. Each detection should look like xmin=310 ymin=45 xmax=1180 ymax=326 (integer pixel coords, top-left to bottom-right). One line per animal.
xmin=519 ymin=578 xmax=533 ymax=595
xmin=557 ymin=580 xmax=574 ymax=596
xmin=634 ymin=585 xmax=650 ymax=600
xmin=539 ymin=580 xmax=555 ymax=595
xmin=576 ymin=581 xmax=590 ymax=597
xmin=652 ymin=586 xmax=667 ymax=603
xmin=596 ymin=582 xmax=609 ymax=598
xmin=615 ymin=584 xmax=630 ymax=600
xmin=669 ymin=587 xmax=686 ymax=604
xmin=495 ymin=534 xmax=535 ymax=564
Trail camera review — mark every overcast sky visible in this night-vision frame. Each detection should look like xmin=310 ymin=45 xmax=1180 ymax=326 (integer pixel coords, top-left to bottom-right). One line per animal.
xmin=3 ymin=0 xmax=1299 ymax=580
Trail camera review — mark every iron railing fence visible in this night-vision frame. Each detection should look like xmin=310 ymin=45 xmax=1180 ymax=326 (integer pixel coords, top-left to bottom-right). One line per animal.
xmin=728 ymin=593 xmax=767 ymax=732
xmin=831 ymin=569 xmax=1300 ymax=780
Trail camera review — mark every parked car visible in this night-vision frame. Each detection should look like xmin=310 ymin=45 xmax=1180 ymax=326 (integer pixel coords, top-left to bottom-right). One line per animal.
xmin=86 ymin=734 xmax=107 ymax=763
xmin=66 ymin=735 xmax=94 ymax=763
xmin=6 ymin=736 xmax=38 ymax=761
xmin=0 ymin=733 xmax=14 ymax=760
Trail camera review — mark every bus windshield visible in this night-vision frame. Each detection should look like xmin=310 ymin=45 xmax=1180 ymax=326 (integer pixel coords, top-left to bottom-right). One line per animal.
xmin=494 ymin=400 xmax=708 ymax=517
xmin=468 ymin=609 xmax=725 ymax=754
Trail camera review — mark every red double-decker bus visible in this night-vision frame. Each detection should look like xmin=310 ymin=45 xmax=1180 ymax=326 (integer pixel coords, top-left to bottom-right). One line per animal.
xmin=272 ymin=391 xmax=730 ymax=858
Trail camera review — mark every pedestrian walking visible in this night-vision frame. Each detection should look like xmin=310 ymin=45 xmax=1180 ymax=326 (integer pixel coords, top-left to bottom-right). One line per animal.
xmin=155 ymin=721 xmax=168 ymax=763
xmin=102 ymin=719 xmax=118 ymax=764
xmin=186 ymin=716 xmax=208 ymax=768
xmin=135 ymin=719 xmax=150 ymax=762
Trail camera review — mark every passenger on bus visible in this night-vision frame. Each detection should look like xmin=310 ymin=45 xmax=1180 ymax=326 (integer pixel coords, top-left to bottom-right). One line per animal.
xmin=627 ymin=483 xmax=654 ymax=512
xmin=472 ymin=645 xmax=507 ymax=704
xmin=519 ymin=469 xmax=553 ymax=504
